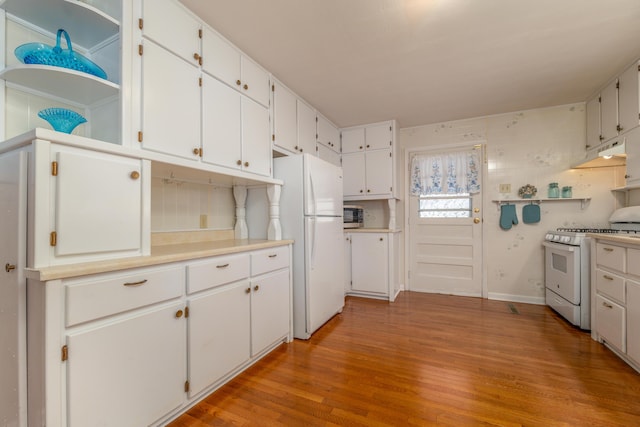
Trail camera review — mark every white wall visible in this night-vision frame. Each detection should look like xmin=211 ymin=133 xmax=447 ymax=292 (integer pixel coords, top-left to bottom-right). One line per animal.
xmin=399 ymin=103 xmax=626 ymax=303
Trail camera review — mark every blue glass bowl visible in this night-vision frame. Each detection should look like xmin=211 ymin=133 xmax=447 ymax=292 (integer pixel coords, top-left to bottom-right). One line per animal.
xmin=38 ymin=108 xmax=87 ymax=133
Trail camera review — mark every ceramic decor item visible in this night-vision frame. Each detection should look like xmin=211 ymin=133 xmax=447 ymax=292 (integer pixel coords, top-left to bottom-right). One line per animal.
xmin=548 ymin=182 xmax=559 ymax=198
xmin=15 ymin=29 xmax=107 ymax=80
xmin=518 ymin=184 xmax=537 ymax=199
xmin=38 ymin=108 xmax=87 ymax=133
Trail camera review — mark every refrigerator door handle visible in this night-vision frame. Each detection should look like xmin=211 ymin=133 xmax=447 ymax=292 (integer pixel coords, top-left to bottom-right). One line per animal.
xmin=308 ymin=173 xmax=316 ymax=216
xmin=310 ymin=217 xmax=316 ymax=267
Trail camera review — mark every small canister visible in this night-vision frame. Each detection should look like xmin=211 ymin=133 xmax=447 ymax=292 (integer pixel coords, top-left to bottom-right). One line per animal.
xmin=548 ymin=182 xmax=559 ymax=198
xmin=561 ymin=186 xmax=572 ymax=198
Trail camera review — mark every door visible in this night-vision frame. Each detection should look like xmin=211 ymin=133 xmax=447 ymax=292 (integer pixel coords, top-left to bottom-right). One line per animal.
xmin=303 ymin=154 xmax=343 ymax=216
xmin=408 ymin=146 xmax=483 ymax=297
xmin=365 ymin=123 xmax=392 ymax=150
xmin=304 ymin=216 xmax=344 ymax=336
xmin=241 ymin=96 xmax=270 ymax=176
xmin=342 ymin=152 xmax=365 ymax=197
xmin=0 ymin=151 xmax=27 ymax=427
xmin=297 ymin=99 xmax=316 ymax=154
xmin=365 ymin=149 xmax=393 ymax=196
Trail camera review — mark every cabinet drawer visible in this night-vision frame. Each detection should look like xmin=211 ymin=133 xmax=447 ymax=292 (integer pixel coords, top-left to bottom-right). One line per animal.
xmin=187 ymin=253 xmax=250 ymax=294
xmin=627 ymin=248 xmax=640 ymax=277
xmin=595 ymin=294 xmax=626 ymax=352
xmin=66 ymin=266 xmax=184 ymax=326
xmin=596 ymin=243 xmax=625 ymax=272
xmin=251 ymin=246 xmax=289 ymax=276
xmin=595 ymin=268 xmax=625 ymax=303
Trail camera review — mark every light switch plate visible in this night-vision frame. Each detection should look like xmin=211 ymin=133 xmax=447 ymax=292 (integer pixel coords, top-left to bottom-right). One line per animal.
xmin=499 ymin=183 xmax=511 ymax=193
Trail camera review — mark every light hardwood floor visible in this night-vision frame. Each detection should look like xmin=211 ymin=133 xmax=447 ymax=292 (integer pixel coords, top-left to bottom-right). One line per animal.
xmin=168 ymin=292 xmax=640 ymax=426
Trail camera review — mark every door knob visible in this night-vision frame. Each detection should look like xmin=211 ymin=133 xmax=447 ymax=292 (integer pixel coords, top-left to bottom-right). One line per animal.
xmin=473 ymin=208 xmax=480 ymax=213
xmin=474 ymin=218 xmax=480 ymax=224
xmin=5 ymin=263 xmax=16 ymax=272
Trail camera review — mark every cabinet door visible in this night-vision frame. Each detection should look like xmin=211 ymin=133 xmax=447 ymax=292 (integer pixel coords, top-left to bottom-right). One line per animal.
xmin=272 ymin=80 xmax=298 ymax=153
xmin=601 ymin=79 xmax=619 ymax=142
xmin=365 ymin=149 xmax=393 ymax=196
xmin=365 ymin=123 xmax=392 ymax=151
xmin=241 ymin=97 xmax=271 ymax=176
xmin=141 ymin=40 xmax=201 ymax=159
xmin=586 ymin=96 xmax=601 ymax=150
xmin=317 ymin=115 xmax=340 ymax=152
xmin=595 ymin=294 xmax=625 ymax=352
xmin=618 ymin=61 xmax=640 ymax=134
xmin=142 ymin=0 xmax=201 ymax=66
xmin=351 ymin=233 xmax=388 ymax=294
xmin=342 ymin=128 xmax=365 ymax=153
xmin=344 ymin=234 xmax=352 ymax=292
xmin=66 ymin=302 xmax=186 ymax=427
xmin=241 ymin=56 xmax=270 ymax=107
xmin=188 ymin=280 xmax=251 ymax=397
xmin=202 ymin=73 xmax=242 ymax=170
xmin=297 ymin=100 xmax=316 ymax=155
xmin=54 ymin=149 xmax=141 ymax=257
xmin=624 ymin=127 xmax=640 ymax=185
xmin=201 ymin=26 xmax=240 ymax=88
xmin=342 ymin=152 xmax=366 ymax=197
xmin=316 ymin=143 xmax=341 ymax=168
xmin=627 ymin=280 xmax=640 ymax=364
xmin=251 ymin=269 xmax=290 ymax=356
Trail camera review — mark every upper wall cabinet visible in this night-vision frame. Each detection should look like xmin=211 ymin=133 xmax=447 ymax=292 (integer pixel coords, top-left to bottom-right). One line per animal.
xmin=297 ymin=99 xmax=317 ymax=155
xmin=316 ymin=114 xmax=341 ymax=167
xmin=272 ymin=79 xmax=298 ymax=153
xmin=586 ymin=60 xmax=640 ymax=149
xmin=201 ymin=27 xmax=269 ymax=107
xmin=1 ymin=0 xmax=124 ymax=144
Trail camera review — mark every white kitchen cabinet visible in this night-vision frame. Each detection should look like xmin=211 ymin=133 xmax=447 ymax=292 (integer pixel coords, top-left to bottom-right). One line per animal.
xmin=140 ymin=39 xmax=201 ymax=160
xmin=201 ymin=73 xmax=271 ymax=176
xmin=344 ymin=231 xmax=398 ymax=301
xmin=140 ymin=0 xmax=201 ymax=67
xmin=624 ymin=127 xmax=640 ymax=185
xmin=342 ymin=149 xmax=393 ymax=198
xmin=342 ymin=120 xmax=397 ymax=200
xmin=272 ymin=79 xmax=298 ymax=154
xmin=618 ymin=61 xmax=640 ymax=135
xmin=188 ymin=280 xmax=251 ymax=397
xmin=297 ymin=99 xmax=317 ymax=155
xmin=251 ymin=269 xmax=290 ymax=356
xmin=627 ymin=279 xmax=640 ymax=365
xmin=316 ymin=142 xmax=342 ymax=167
xmin=66 ymin=301 xmax=186 ymax=427
xmin=317 ymin=114 xmax=340 ymax=153
xmin=586 ymin=96 xmax=602 ymax=150
xmin=201 ymin=26 xmax=269 ymax=107
xmin=600 ymin=80 xmax=619 ymax=143
xmin=1 ymin=0 xmax=124 ymax=143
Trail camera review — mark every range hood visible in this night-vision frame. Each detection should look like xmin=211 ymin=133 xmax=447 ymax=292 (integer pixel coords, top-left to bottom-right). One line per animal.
xmin=572 ymin=139 xmax=626 ymax=169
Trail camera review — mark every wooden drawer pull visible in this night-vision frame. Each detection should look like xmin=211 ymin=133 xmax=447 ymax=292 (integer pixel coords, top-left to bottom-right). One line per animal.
xmin=216 ymin=263 xmax=230 ymax=268
xmin=123 ymin=279 xmax=148 ymax=287
xmin=603 ymin=275 xmax=614 ymax=281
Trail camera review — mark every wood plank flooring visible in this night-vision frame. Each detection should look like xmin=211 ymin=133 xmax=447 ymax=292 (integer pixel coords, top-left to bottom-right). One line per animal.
xmin=168 ymin=292 xmax=640 ymax=426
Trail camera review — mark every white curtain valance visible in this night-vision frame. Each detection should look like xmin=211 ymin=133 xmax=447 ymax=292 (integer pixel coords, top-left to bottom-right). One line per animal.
xmin=410 ymin=150 xmax=480 ymax=196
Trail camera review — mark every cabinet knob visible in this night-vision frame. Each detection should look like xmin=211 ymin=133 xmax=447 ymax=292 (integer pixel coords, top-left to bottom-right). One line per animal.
xmin=175 ymin=309 xmax=184 ymax=318
xmin=244 ymin=161 xmax=249 ymax=167
xmin=359 ymin=189 xmax=363 ymax=193
xmin=254 ymin=285 xmax=260 ymax=292
xmin=236 ymin=80 xmax=241 ymax=86
xmin=367 ymin=189 xmax=370 ymax=193
xmin=237 ymin=160 xmax=242 ymax=166
xmin=300 ymin=148 xmax=303 ymax=152
xmin=625 ymin=174 xmax=631 ymax=179
xmin=295 ymin=146 xmax=299 ymax=150
xmin=193 ymin=148 xmax=200 ymax=155
xmin=359 ymin=146 xmax=363 ymax=150
xmin=243 ymin=84 xmax=249 ymax=90
xmin=379 ymin=237 xmax=383 ymax=241
xmin=245 ymin=287 xmax=251 ymax=294
xmin=5 ymin=263 xmax=16 ymax=273
xmin=130 ymin=171 xmax=140 ymax=180
xmin=366 ymin=144 xmax=370 ymax=148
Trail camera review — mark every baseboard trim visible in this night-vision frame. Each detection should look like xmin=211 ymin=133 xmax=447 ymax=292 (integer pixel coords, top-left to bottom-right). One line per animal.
xmin=488 ymin=292 xmax=545 ymax=305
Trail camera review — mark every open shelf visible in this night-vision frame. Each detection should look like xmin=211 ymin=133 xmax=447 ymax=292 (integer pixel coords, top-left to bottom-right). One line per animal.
xmin=492 ymin=197 xmax=591 ymax=210
xmin=1 ymin=65 xmax=119 ymax=105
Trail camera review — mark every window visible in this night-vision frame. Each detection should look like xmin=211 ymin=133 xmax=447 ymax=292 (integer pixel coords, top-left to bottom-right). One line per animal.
xmin=418 ymin=193 xmax=472 ymax=218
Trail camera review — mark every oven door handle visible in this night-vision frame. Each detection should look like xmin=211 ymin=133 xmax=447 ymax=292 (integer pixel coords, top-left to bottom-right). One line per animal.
xmin=542 ymin=241 xmax=579 ymax=252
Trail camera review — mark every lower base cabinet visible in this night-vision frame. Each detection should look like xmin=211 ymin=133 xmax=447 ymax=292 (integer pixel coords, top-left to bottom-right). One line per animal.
xmin=28 ymin=244 xmax=291 ymax=427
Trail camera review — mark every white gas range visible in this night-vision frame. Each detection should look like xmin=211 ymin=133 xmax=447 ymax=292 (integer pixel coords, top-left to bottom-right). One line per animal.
xmin=543 ymin=226 xmax=640 ymax=330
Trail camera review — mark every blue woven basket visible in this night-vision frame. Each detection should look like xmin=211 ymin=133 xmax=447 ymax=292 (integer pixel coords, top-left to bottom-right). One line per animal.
xmin=38 ymin=108 xmax=87 ymax=134
xmin=15 ymin=29 xmax=107 ymax=80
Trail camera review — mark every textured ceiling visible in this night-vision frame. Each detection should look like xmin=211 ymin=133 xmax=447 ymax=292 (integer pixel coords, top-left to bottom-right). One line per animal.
xmin=179 ymin=0 xmax=640 ymax=129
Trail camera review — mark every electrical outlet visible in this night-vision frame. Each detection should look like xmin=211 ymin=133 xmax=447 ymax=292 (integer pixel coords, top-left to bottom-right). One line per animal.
xmin=499 ymin=183 xmax=511 ymax=193
xmin=199 ymin=214 xmax=208 ymax=229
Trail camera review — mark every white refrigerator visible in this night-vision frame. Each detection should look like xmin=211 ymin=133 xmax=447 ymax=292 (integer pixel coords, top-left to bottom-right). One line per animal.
xmin=274 ymin=154 xmax=345 ymax=339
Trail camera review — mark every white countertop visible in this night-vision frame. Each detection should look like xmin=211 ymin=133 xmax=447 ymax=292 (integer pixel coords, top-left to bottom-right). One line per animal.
xmin=26 ymin=239 xmax=294 ymax=281
xmin=344 ymin=228 xmax=401 ymax=233
xmin=587 ymin=233 xmax=640 ymax=245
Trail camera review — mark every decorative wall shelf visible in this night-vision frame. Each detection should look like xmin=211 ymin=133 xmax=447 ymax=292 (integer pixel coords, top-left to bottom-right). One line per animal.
xmin=492 ymin=197 xmax=591 ymax=210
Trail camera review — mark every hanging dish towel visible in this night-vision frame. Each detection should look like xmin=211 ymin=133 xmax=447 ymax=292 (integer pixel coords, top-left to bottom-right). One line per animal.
xmin=522 ymin=203 xmax=541 ymax=224
xmin=499 ymin=204 xmax=518 ymax=230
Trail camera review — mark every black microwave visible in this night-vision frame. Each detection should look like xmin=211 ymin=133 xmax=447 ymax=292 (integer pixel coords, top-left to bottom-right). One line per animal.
xmin=343 ymin=205 xmax=364 ymax=228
